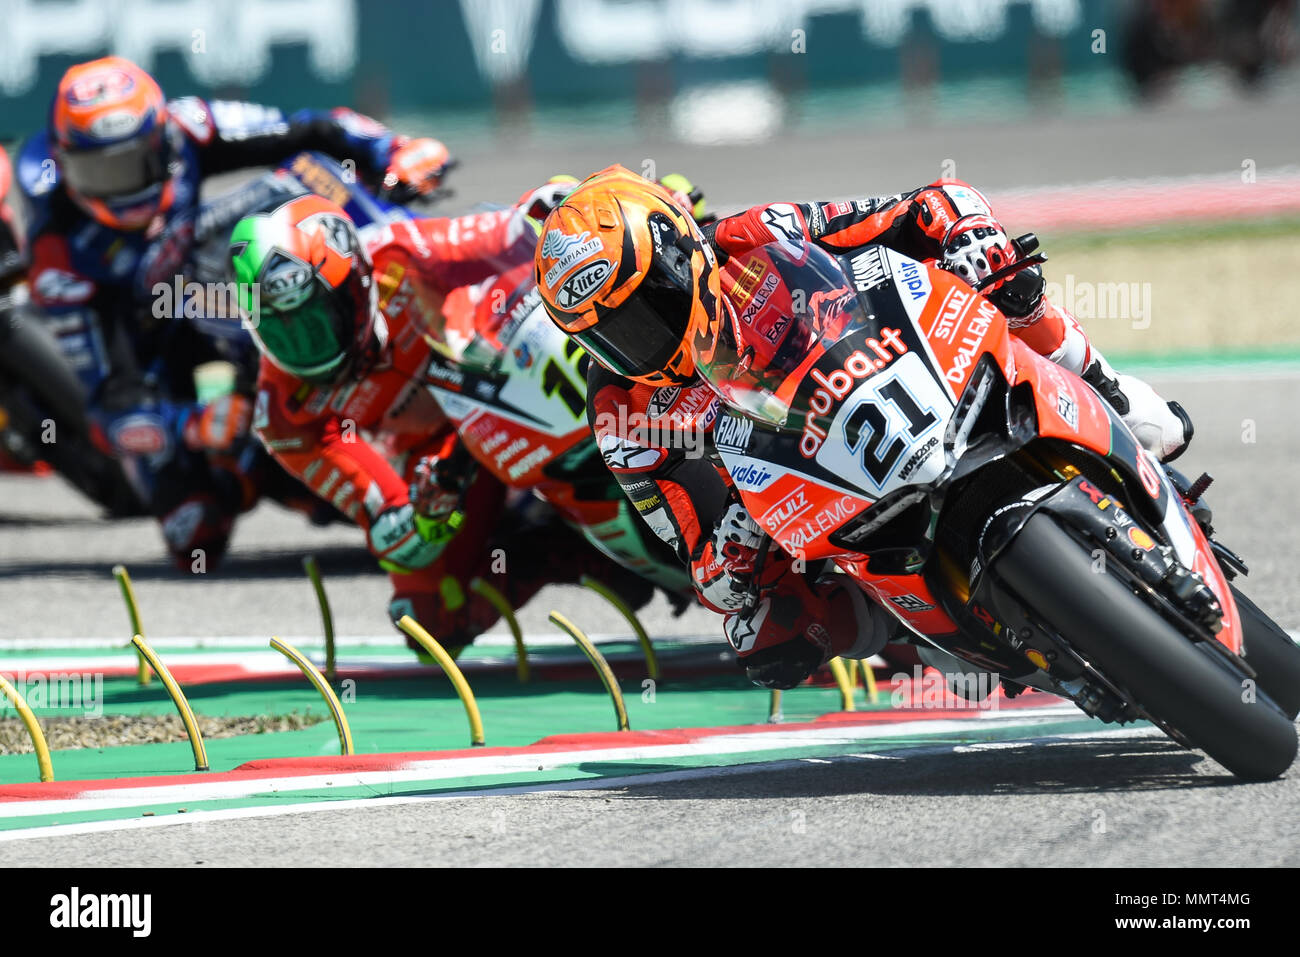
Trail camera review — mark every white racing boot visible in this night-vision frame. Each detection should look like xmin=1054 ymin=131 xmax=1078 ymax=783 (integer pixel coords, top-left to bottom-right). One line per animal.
xmin=1081 ymin=352 xmax=1193 ymax=462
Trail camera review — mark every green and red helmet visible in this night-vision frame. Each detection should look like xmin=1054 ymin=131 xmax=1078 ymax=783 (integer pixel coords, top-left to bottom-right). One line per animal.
xmin=229 ymin=194 xmax=382 ymax=383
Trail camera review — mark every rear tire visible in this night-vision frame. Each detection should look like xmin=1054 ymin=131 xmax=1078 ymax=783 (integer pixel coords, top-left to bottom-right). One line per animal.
xmin=997 ymin=514 xmax=1297 ymax=781
xmin=1234 ymin=584 xmax=1300 ymax=720
xmin=0 ymin=304 xmax=144 ymax=516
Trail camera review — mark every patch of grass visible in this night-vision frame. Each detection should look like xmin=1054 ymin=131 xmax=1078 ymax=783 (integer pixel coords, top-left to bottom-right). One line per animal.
xmin=1040 ymin=215 xmax=1300 ymax=252
xmin=1025 ymin=217 xmax=1300 ymax=357
xmin=0 ymin=710 xmax=326 ymax=754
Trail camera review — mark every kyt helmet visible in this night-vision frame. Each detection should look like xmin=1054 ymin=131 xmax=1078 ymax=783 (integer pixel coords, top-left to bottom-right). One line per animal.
xmin=535 ymin=165 xmax=720 ymax=388
xmin=51 ymin=56 xmax=175 ymax=231
xmin=228 ymin=194 xmax=383 ymax=384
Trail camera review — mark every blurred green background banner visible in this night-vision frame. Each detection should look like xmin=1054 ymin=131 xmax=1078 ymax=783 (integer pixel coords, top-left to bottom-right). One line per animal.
xmin=0 ymin=0 xmax=1126 ymax=137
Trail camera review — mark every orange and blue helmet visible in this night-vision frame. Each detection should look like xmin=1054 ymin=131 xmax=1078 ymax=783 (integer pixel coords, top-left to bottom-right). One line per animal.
xmin=51 ymin=56 xmax=175 ymax=231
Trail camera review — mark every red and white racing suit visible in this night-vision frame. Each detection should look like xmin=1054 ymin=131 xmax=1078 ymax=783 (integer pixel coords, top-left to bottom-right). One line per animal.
xmin=590 ymin=179 xmax=1143 ymax=688
xmin=254 ymin=208 xmax=597 ymax=648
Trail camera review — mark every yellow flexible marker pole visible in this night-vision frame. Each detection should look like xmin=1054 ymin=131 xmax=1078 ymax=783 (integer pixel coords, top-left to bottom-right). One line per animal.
xmin=469 ymin=577 xmax=528 ymax=683
xmin=111 ymin=565 xmax=151 ymax=685
xmin=396 ymin=615 xmax=485 ymax=747
xmin=0 ymin=674 xmax=54 ymax=782
xmin=859 ymin=659 xmax=879 ymax=704
xmin=549 ymin=611 xmax=629 ymax=732
xmin=828 ymin=657 xmax=856 ymax=712
xmin=301 ymin=555 xmax=336 ymax=682
xmin=130 ymin=634 xmax=208 ymax=771
xmin=579 ymin=575 xmax=659 ymax=681
xmin=768 ymin=689 xmax=783 ymax=724
xmin=269 ymin=637 xmax=353 ymax=756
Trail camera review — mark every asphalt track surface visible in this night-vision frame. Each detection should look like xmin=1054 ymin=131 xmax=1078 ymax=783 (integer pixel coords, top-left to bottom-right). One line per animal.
xmin=1 ymin=369 xmax=1296 ymax=866
xmin=445 ymin=96 xmax=1300 ymax=216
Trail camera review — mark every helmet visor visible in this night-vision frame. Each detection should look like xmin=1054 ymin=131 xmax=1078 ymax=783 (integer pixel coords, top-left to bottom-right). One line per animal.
xmin=248 ymin=269 xmax=366 ymax=383
xmin=562 ymin=255 xmax=696 ymax=381
xmin=59 ymin=124 xmax=169 ymax=200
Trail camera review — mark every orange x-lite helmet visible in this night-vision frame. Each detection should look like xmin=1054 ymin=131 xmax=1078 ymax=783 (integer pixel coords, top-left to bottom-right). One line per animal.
xmin=535 ymin=165 xmax=721 ymax=388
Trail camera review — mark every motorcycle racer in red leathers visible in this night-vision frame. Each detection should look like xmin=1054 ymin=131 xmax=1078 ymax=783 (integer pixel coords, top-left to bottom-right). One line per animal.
xmin=231 ymin=190 xmax=686 ymax=652
xmin=536 ymin=166 xmax=1193 ymax=688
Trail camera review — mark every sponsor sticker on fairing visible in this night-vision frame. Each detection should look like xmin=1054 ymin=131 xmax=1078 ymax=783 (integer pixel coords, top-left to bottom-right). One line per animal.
xmin=928 ymin=286 xmax=974 ymax=343
xmin=739 ymin=272 xmax=780 ymax=325
xmin=887 ymin=251 xmax=932 ymax=305
xmin=779 ymin=495 xmax=860 ymax=552
xmin=1056 ymin=390 xmax=1079 ymax=430
xmin=713 ymin=414 xmax=753 ymax=454
xmin=848 ymin=247 xmax=889 ymax=292
xmin=945 ymin=296 xmax=999 ymax=386
xmin=888 ymin=593 xmax=935 ymax=613
xmin=728 ymin=456 xmax=776 ymax=491
xmin=799 ymin=327 xmax=909 ymax=457
xmin=761 ymin=486 xmax=811 ymax=534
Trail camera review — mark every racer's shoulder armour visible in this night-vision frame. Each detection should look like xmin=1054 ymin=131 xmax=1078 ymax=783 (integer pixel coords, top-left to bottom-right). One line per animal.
xmin=167 ymin=96 xmax=215 ymax=146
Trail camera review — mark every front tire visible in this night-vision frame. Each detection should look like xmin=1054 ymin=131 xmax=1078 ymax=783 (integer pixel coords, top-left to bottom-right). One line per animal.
xmin=1234 ymin=584 xmax=1300 ymax=720
xmin=996 ymin=514 xmax=1297 ymax=781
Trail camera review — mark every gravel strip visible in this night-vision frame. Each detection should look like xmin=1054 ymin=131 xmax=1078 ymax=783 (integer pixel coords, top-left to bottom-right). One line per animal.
xmin=0 ymin=711 xmax=325 ymax=753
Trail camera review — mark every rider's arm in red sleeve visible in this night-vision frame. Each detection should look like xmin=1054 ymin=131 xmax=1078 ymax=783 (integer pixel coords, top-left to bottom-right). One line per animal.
xmin=587 ymin=368 xmax=757 ymax=615
xmin=392 ymin=207 xmax=539 ymax=295
xmin=707 ymin=179 xmax=998 ymax=264
xmin=252 ymin=361 xmax=445 ymax=570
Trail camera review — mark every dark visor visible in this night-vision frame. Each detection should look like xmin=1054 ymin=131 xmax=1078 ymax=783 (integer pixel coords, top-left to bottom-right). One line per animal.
xmin=567 ymin=256 xmax=694 ymax=380
xmin=252 ymin=268 xmax=367 ymax=382
xmin=59 ymin=125 xmax=169 ymax=199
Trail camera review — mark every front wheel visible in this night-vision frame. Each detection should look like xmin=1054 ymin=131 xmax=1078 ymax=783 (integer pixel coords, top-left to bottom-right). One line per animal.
xmin=996 ymin=513 xmax=1297 ymax=781
xmin=1233 ymin=584 xmax=1300 ymax=720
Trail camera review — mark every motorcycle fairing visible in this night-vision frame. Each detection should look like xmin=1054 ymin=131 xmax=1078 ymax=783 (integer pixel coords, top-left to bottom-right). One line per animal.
xmin=1005 ymin=340 xmax=1242 ymax=649
xmin=425 ymin=303 xmax=593 ymax=489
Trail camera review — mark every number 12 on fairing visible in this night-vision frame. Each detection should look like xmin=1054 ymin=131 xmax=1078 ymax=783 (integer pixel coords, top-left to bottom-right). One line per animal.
xmin=540 ymin=339 xmax=588 ymax=419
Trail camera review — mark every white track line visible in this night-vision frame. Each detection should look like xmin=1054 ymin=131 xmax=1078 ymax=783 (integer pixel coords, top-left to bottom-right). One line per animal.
xmin=0 ymin=632 xmax=722 ymax=651
xmin=0 ymin=706 xmax=1081 ymax=821
xmin=0 ymin=726 xmax=1159 ymax=844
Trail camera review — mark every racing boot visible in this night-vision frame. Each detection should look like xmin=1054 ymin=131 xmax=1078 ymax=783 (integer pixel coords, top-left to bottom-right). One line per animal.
xmin=1079 ymin=349 xmax=1193 ymax=462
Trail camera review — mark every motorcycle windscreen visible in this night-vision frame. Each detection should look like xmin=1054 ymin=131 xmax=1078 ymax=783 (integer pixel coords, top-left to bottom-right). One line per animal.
xmin=697 ymin=240 xmax=958 ymax=499
xmin=694 ymin=240 xmax=881 ymax=429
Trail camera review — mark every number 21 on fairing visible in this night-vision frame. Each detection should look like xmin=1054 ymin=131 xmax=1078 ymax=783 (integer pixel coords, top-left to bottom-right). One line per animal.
xmin=817 ymin=352 xmax=953 ymax=495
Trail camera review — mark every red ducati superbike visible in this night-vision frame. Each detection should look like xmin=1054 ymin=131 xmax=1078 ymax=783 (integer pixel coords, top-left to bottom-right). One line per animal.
xmin=695 ymin=238 xmax=1300 ymax=780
